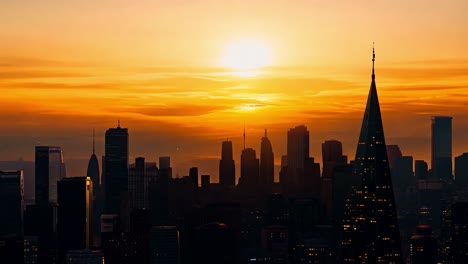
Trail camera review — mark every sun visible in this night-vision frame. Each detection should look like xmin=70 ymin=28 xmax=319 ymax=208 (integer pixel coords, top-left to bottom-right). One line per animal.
xmin=221 ymin=39 xmax=272 ymax=71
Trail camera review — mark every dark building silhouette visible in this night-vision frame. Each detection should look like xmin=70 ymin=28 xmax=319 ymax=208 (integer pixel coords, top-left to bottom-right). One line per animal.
xmin=239 ymin=147 xmax=260 ymax=190
xmin=260 ymin=129 xmax=274 ymax=190
xmin=219 ymin=140 xmax=235 ymax=186
xmin=201 ymin=174 xmax=210 ymax=189
xmin=340 ymin=48 xmax=402 ymax=262
xmin=0 ymin=170 xmax=24 ymax=238
xmin=321 ymin=140 xmax=347 ymax=217
xmin=431 ymin=116 xmax=452 ymax=181
xmin=128 ymin=157 xmax=157 ymax=210
xmin=386 ymin=145 xmax=402 ymax=170
xmin=58 ymin=177 xmax=93 ymax=262
xmin=455 ymin=153 xmax=468 ymax=186
xmin=409 ymin=225 xmax=437 ymax=264
xmin=451 ymin=202 xmax=468 ymax=263
xmin=104 ymin=122 xmax=129 ymax=214
xmin=159 ymin=157 xmax=172 ymax=179
xmin=24 ymin=204 xmax=59 ymax=264
xmin=415 ymin=160 xmax=428 ymax=180
xmin=322 ymin=140 xmax=347 ymax=179
xmin=189 ymin=167 xmax=198 ymax=190
xmin=261 ymin=225 xmax=289 ymax=263
xmin=87 ymin=129 xmax=100 ymax=190
xmin=392 ymin=156 xmax=414 ymax=189
xmin=86 ymin=130 xmax=102 ymax=246
xmin=35 ymin=146 xmax=65 ymax=205
xmin=65 ymin=250 xmax=104 ymax=264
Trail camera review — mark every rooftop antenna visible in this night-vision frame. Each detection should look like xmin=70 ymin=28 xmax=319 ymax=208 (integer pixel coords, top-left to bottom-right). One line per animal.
xmin=243 ymin=121 xmax=246 ymax=150
xmin=372 ymin=42 xmax=375 ymax=80
xmin=92 ymin=128 xmax=95 ymax=155
xmin=117 ymin=119 xmax=120 ymax=128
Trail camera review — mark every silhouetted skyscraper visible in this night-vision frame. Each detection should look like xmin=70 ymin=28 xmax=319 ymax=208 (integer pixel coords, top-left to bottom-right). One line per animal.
xmin=239 ymin=148 xmax=260 ymax=190
xmin=341 ymin=48 xmax=402 ymax=262
xmin=104 ymin=123 xmax=129 ymax=214
xmin=321 ymin=140 xmax=347 ymax=217
xmin=219 ymin=140 xmax=235 ymax=186
xmin=283 ymin=125 xmax=309 ymax=191
xmin=415 ymin=160 xmax=428 ymax=180
xmin=35 ymin=146 xmax=65 ymax=205
xmin=150 ymin=226 xmax=179 ymax=264
xmin=431 ymin=116 xmax=452 ymax=181
xmin=189 ymin=167 xmax=198 ymax=190
xmin=455 ymin=153 xmax=468 ymax=186
xmin=87 ymin=129 xmax=100 ymax=188
xmin=58 ymin=177 xmax=93 ymax=261
xmin=0 ymin=170 xmax=24 ymax=237
xmin=386 ymin=145 xmax=402 ymax=169
xmin=260 ymin=129 xmax=274 ymax=189
xmin=128 ymin=157 xmax=157 ymax=210
xmin=322 ymin=140 xmax=347 ymax=179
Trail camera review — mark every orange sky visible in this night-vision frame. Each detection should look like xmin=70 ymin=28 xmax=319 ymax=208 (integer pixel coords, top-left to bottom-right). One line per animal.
xmin=1 ymin=0 xmax=468 ymax=180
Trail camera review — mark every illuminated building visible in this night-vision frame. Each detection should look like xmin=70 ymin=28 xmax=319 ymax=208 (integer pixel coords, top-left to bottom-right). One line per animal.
xmin=340 ymin=48 xmax=402 ymax=262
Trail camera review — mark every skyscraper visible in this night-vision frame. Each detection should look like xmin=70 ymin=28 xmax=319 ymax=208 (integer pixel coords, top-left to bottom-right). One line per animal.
xmin=451 ymin=202 xmax=468 ymax=263
xmin=128 ymin=157 xmax=157 ymax=210
xmin=219 ymin=140 xmax=235 ymax=186
xmin=58 ymin=177 xmax=93 ymax=260
xmin=321 ymin=140 xmax=347 ymax=179
xmin=455 ymin=153 xmax=468 ymax=186
xmin=321 ymin=140 xmax=347 ymax=217
xmin=431 ymin=116 xmax=452 ymax=181
xmin=260 ymin=129 xmax=274 ymax=189
xmin=239 ymin=147 xmax=260 ymax=190
xmin=340 ymin=48 xmax=402 ymax=262
xmin=189 ymin=167 xmax=199 ymax=190
xmin=35 ymin=146 xmax=65 ymax=205
xmin=284 ymin=125 xmax=309 ymax=190
xmin=0 ymin=170 xmax=24 ymax=237
xmin=104 ymin=122 xmax=129 ymax=214
xmin=415 ymin=160 xmax=428 ymax=180
xmin=87 ymin=129 xmax=100 ymax=187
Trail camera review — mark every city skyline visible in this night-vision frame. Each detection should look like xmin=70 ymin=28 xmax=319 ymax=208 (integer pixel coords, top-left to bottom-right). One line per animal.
xmin=1 ymin=1 xmax=468 ymax=181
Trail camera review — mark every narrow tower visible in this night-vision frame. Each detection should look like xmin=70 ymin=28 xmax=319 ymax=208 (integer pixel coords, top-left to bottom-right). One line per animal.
xmin=340 ymin=47 xmax=402 ymax=262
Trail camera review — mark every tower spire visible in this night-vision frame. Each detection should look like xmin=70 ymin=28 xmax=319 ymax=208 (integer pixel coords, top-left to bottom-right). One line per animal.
xmin=92 ymin=128 xmax=95 ymax=155
xmin=372 ymin=42 xmax=375 ymax=80
xmin=117 ymin=119 xmax=120 ymax=128
xmin=243 ymin=122 xmax=246 ymax=150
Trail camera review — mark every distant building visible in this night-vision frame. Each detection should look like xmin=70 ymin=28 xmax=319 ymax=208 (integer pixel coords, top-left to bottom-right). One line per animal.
xmin=455 ymin=153 xmax=468 ymax=186
xmin=58 ymin=177 xmax=93 ymax=261
xmin=219 ymin=140 xmax=235 ymax=186
xmin=322 ymin=140 xmax=347 ymax=179
xmin=239 ymin=148 xmax=260 ymax=191
xmin=409 ymin=225 xmax=437 ymax=264
xmin=431 ymin=116 xmax=452 ymax=181
xmin=321 ymin=140 xmax=347 ymax=217
xmin=392 ymin=156 xmax=414 ymax=188
xmin=386 ymin=145 xmax=402 ymax=169
xmin=128 ymin=157 xmax=158 ymax=210
xmin=201 ymin=175 xmax=210 ymax=189
xmin=189 ymin=167 xmax=198 ymax=189
xmin=415 ymin=160 xmax=428 ymax=180
xmin=193 ymin=222 xmax=236 ymax=264
xmin=0 ymin=170 xmax=24 ymax=237
xmin=261 ymin=225 xmax=289 ymax=263
xmin=104 ymin=122 xmax=129 ymax=214
xmin=35 ymin=146 xmax=65 ymax=205
xmin=260 ymin=129 xmax=274 ymax=189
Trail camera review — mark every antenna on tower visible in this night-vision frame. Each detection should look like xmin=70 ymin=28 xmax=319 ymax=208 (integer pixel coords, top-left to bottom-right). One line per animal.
xmin=372 ymin=42 xmax=375 ymax=79
xmin=117 ymin=119 xmax=120 ymax=128
xmin=92 ymin=128 xmax=95 ymax=155
xmin=243 ymin=121 xmax=246 ymax=150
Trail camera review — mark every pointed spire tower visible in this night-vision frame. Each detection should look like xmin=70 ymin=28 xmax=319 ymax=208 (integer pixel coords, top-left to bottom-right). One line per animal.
xmin=87 ymin=128 xmax=100 ymax=187
xmin=340 ymin=47 xmax=402 ymax=262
